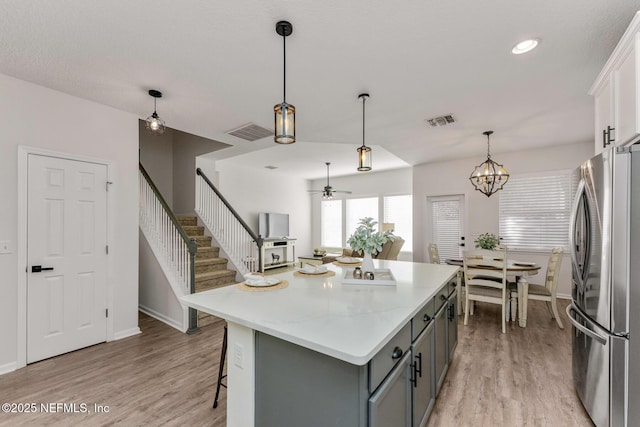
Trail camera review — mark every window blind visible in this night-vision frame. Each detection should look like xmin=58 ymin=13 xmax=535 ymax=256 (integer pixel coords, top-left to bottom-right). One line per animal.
xmin=321 ymin=200 xmax=342 ymax=247
xmin=345 ymin=197 xmax=379 ymax=242
xmin=383 ymin=195 xmax=412 ymax=252
xmin=499 ymin=173 xmax=576 ymax=251
xmin=430 ymin=197 xmax=462 ymax=262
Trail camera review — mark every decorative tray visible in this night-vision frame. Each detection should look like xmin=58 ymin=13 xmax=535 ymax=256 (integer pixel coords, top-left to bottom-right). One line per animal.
xmin=342 ymin=268 xmax=397 ymax=286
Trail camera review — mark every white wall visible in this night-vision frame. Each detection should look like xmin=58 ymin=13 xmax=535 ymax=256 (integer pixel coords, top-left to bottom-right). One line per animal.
xmin=138 ymin=231 xmax=185 ymax=330
xmin=215 ymin=162 xmax=312 ymax=255
xmin=310 ymin=168 xmax=413 ymax=259
xmin=0 ymin=72 xmax=140 ymax=372
xmin=412 ymin=141 xmax=593 ymax=297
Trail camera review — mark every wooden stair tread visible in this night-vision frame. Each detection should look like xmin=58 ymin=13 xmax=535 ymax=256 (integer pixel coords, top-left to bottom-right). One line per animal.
xmin=195 ymin=258 xmax=228 ymax=265
xmin=195 ymin=270 xmax=236 ymax=280
xmin=183 ymin=225 xmax=205 ymax=236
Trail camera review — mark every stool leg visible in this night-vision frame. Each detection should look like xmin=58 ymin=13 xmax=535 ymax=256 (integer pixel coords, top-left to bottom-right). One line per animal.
xmin=212 ymin=325 xmax=228 ymax=409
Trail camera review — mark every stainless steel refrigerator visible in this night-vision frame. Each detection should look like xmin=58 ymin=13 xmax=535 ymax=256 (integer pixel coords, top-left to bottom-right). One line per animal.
xmin=568 ymin=144 xmax=640 ymax=426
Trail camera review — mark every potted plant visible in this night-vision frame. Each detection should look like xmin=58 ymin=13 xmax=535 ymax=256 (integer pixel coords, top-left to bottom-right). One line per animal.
xmin=474 ymin=233 xmax=500 ymax=250
xmin=347 ymin=217 xmax=394 ymax=272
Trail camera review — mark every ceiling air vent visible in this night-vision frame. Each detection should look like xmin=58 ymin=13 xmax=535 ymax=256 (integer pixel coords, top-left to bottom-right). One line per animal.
xmin=226 ymin=123 xmax=272 ymax=141
xmin=425 ymin=114 xmax=456 ymax=127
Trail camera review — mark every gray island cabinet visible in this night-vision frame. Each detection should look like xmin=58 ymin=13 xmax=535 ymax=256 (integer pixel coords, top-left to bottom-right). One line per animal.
xmin=181 ymin=260 xmax=459 ymax=427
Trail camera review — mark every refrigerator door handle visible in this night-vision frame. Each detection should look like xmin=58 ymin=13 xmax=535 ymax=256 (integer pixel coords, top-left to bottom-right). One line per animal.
xmin=566 ymin=304 xmax=607 ymax=345
xmin=569 ymin=179 xmax=587 ymax=286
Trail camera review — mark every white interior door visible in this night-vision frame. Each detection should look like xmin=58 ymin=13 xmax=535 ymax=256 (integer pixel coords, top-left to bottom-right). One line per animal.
xmin=427 ymin=195 xmax=465 ymax=262
xmin=27 ymin=154 xmax=108 ymax=363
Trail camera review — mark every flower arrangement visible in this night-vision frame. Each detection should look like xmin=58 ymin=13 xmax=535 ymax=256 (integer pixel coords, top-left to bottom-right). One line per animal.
xmin=474 ymin=233 xmax=500 ymax=250
xmin=347 ymin=217 xmax=394 ymax=255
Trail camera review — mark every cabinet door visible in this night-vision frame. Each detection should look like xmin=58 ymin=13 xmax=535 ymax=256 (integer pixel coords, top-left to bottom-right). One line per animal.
xmin=412 ymin=322 xmax=435 ymax=427
xmin=447 ymin=290 xmax=458 ymax=362
xmin=594 ymin=76 xmax=613 ymax=154
xmin=614 ymin=34 xmax=640 ymax=146
xmin=434 ymin=303 xmax=448 ymax=396
xmin=369 ymin=351 xmax=412 ymax=427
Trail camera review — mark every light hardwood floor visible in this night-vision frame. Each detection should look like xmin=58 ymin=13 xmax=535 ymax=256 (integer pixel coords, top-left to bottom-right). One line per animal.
xmin=0 ymin=299 xmax=592 ymax=426
xmin=428 ymin=298 xmax=593 ymax=427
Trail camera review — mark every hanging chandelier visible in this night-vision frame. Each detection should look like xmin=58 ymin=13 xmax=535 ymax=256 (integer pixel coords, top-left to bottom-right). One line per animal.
xmin=274 ymin=20 xmax=295 ymax=144
xmin=469 ymin=130 xmax=509 ymax=197
xmin=145 ymin=89 xmax=165 ymax=135
xmin=357 ymin=93 xmax=372 ymax=171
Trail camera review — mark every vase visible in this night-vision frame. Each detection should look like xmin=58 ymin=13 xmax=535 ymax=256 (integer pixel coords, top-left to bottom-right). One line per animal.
xmin=362 ymin=251 xmax=375 ymax=273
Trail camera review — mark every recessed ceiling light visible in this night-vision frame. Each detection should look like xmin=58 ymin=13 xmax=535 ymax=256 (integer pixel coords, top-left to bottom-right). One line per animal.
xmin=511 ymin=38 xmax=540 ymax=55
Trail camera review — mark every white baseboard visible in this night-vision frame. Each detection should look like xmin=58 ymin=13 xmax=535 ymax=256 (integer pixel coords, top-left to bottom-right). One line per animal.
xmin=556 ymin=293 xmax=571 ymax=300
xmin=138 ymin=305 xmax=187 ymax=333
xmin=112 ymin=326 xmax=141 ymax=341
xmin=0 ymin=362 xmax=17 ymax=376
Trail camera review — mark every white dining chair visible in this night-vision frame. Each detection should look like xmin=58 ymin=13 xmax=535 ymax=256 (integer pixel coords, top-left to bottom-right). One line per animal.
xmin=428 ymin=243 xmax=440 ymax=264
xmin=510 ymin=247 xmax=564 ymax=329
xmin=463 ymin=248 xmax=509 ymax=333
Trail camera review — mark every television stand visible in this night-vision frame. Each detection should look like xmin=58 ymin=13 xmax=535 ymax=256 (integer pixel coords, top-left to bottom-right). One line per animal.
xmin=261 ymin=238 xmax=296 ymax=272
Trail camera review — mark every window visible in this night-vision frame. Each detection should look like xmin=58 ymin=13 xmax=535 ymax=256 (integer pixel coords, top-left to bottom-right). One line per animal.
xmin=383 ymin=195 xmax=412 ymax=252
xmin=499 ymin=173 xmax=576 ymax=251
xmin=320 ymin=200 xmax=342 ymax=247
xmin=346 ymin=197 xmax=378 ymax=242
xmin=320 ymin=195 xmax=413 ymax=253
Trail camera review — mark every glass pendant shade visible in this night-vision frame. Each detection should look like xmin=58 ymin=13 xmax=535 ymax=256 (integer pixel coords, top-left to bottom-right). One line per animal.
xmin=274 ymin=101 xmax=296 ymax=144
xmin=357 ymin=145 xmax=372 ymax=171
xmin=145 ymin=111 xmax=165 ymax=135
xmin=145 ymin=89 xmax=165 ymax=135
xmin=469 ymin=130 xmax=509 ymax=197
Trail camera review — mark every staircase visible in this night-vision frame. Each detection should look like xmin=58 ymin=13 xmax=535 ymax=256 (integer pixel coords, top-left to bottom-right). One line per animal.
xmin=177 ymin=215 xmax=238 ymax=320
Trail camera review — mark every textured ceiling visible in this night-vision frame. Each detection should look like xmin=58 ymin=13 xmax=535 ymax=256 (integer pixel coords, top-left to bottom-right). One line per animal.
xmin=1 ymin=1 xmax=639 ymax=179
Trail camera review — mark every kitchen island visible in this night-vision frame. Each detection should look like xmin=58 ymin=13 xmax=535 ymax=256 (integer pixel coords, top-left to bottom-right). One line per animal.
xmin=180 ymin=259 xmax=460 ymax=427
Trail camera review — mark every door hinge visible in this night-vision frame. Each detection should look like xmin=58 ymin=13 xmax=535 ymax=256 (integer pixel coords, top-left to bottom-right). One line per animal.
xmin=106 ymin=181 xmax=113 ymax=191
xmin=106 ymin=308 xmax=109 ymax=318
xmin=106 ymin=245 xmax=109 ymax=254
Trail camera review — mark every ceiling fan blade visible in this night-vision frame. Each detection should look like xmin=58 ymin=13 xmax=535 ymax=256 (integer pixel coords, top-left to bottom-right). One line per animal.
xmin=332 ymin=190 xmax=352 ymax=194
xmin=307 ymin=190 xmax=324 ymax=193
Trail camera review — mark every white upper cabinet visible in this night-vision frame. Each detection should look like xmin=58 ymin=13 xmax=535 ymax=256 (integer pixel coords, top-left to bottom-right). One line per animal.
xmin=590 ymin=12 xmax=640 ymax=154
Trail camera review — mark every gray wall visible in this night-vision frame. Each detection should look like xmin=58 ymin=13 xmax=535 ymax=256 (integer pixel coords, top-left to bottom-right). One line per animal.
xmin=138 ymin=120 xmax=230 ymax=214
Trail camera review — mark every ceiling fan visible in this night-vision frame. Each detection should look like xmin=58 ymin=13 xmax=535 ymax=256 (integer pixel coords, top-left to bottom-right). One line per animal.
xmin=308 ymin=162 xmax=352 ymax=199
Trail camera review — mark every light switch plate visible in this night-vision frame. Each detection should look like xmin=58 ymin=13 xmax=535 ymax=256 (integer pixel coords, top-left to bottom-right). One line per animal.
xmin=234 ymin=343 xmax=244 ymax=369
xmin=0 ymin=240 xmax=11 ymax=254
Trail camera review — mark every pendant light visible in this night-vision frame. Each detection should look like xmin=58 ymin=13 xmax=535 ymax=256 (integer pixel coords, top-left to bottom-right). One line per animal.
xmin=357 ymin=93 xmax=372 ymax=171
xmin=274 ymin=21 xmax=295 ymax=144
xmin=145 ymin=90 xmax=165 ymax=135
xmin=469 ymin=130 xmax=510 ymax=197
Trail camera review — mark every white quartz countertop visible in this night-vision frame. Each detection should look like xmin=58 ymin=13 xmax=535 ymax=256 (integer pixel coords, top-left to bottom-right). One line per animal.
xmin=180 ymin=260 xmax=459 ymax=365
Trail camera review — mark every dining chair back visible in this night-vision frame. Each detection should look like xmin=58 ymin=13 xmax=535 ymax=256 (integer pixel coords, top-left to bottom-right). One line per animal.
xmin=511 ymin=247 xmax=564 ymax=328
xmin=428 ymin=243 xmax=440 ymax=264
xmin=463 ymin=248 xmax=509 ymax=333
xmin=375 ymin=236 xmax=405 ymax=260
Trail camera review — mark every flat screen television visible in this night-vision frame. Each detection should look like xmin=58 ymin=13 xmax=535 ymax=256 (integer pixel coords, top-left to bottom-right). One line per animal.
xmin=259 ymin=212 xmax=290 ymax=239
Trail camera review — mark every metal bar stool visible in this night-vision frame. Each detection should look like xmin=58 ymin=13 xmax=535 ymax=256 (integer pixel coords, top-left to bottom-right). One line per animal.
xmin=212 ymin=325 xmax=227 ymax=408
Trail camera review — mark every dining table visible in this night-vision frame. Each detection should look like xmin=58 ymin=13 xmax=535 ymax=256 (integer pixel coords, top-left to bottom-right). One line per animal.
xmin=445 ymin=257 xmax=541 ymax=328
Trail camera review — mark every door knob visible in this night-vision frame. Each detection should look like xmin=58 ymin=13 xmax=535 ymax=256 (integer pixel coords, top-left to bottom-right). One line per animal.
xmin=31 ymin=265 xmax=54 ymax=273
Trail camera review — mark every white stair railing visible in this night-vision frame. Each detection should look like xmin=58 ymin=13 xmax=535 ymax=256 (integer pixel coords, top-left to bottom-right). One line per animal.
xmin=139 ymin=164 xmax=199 ymax=333
xmin=195 ymin=168 xmax=262 ymax=275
